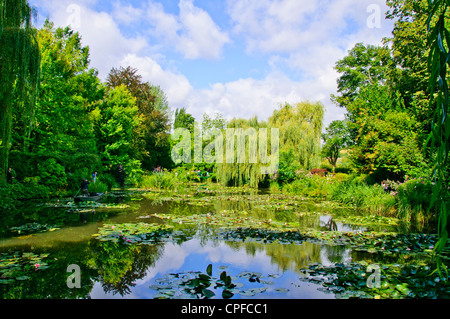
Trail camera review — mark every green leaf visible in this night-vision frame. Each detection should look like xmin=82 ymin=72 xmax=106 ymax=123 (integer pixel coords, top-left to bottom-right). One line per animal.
xmin=222 ymin=290 xmax=234 ymax=299
xmin=206 ymin=264 xmax=212 ymax=276
xmin=202 ymin=288 xmax=215 ymax=299
xmin=198 ymin=274 xmax=211 ymax=283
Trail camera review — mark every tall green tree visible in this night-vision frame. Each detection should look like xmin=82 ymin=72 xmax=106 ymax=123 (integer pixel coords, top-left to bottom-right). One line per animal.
xmin=331 ymin=43 xmax=393 ymax=109
xmin=321 ymin=120 xmax=350 ymax=174
xmin=346 ymin=84 xmax=427 ymax=181
xmin=94 ymin=85 xmax=141 ymax=183
xmin=269 ymin=101 xmax=324 ymax=171
xmin=174 ymin=108 xmax=195 ymax=132
xmin=19 ymin=21 xmax=104 ymax=190
xmin=385 ymin=0 xmax=446 ymax=131
xmin=0 ymin=0 xmax=40 ymax=180
xmin=106 ymin=66 xmax=172 ymax=170
xmin=216 ymin=116 xmax=271 ymax=188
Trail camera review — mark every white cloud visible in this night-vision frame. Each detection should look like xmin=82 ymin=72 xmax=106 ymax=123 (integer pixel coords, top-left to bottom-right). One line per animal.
xmin=111 ymin=1 xmax=145 ymax=25
xmin=184 ymin=72 xmax=322 ymax=123
xmin=146 ymin=0 xmax=230 ymax=60
xmin=225 ymin=0 xmax=394 ymax=125
xmin=30 ymin=0 xmax=394 ymax=127
xmin=119 ymin=54 xmax=193 ymax=107
xmin=31 ymin=0 xmax=149 ymax=79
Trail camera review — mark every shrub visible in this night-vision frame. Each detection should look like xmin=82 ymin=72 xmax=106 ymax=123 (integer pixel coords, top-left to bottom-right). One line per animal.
xmin=333 ymin=173 xmax=349 ymax=182
xmin=282 ymin=174 xmax=334 ymax=198
xmin=88 ymin=180 xmax=108 ymax=193
xmin=331 ymin=180 xmax=395 ymax=215
xmin=138 ymin=170 xmax=178 ymax=190
xmin=37 ymin=158 xmax=68 ymax=193
xmin=0 ymin=178 xmax=49 ymax=209
xmin=395 ymin=179 xmax=433 ymax=222
xmin=99 ymin=173 xmax=118 ymax=191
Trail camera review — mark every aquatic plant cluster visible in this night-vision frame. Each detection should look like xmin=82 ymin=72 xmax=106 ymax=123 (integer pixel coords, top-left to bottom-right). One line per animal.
xmin=87 ymin=187 xmax=449 ymax=299
xmin=300 ymin=262 xmax=450 ymax=299
xmin=1 ymin=185 xmax=449 ymax=299
xmin=0 ymin=252 xmax=50 ymax=285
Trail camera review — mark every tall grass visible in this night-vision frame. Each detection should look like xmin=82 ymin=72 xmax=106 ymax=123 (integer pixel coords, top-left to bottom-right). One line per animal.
xmin=395 ymin=179 xmax=433 ymax=224
xmin=281 ymin=172 xmax=436 ymax=223
xmin=138 ymin=170 xmax=178 ymax=190
xmin=282 ymin=174 xmax=333 ymax=198
xmin=330 ymin=180 xmax=396 ymax=215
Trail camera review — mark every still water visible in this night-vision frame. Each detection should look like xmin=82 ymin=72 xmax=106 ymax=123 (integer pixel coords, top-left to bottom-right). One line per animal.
xmin=0 ymin=189 xmax=388 ymax=299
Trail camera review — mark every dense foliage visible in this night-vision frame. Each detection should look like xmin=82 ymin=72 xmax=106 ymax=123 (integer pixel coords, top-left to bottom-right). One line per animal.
xmin=1 ymin=19 xmax=172 ymax=197
xmin=0 ymin=0 xmax=449 ymax=253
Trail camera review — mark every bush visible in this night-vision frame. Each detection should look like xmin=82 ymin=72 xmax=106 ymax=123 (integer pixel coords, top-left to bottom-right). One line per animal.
xmin=282 ymin=174 xmax=334 ymax=198
xmin=395 ymin=179 xmax=433 ymax=222
xmin=123 ymin=159 xmax=144 ymax=187
xmin=331 ymin=180 xmax=395 ymax=215
xmin=88 ymin=180 xmax=108 ymax=193
xmin=138 ymin=170 xmax=178 ymax=190
xmin=99 ymin=173 xmax=118 ymax=191
xmin=37 ymin=158 xmax=68 ymax=193
xmin=333 ymin=173 xmax=349 ymax=182
xmin=0 ymin=179 xmax=49 ymax=209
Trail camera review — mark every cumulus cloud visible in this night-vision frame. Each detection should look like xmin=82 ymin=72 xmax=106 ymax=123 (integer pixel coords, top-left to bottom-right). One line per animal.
xmin=184 ymin=71 xmax=324 ymax=123
xmin=225 ymin=0 xmax=394 ymax=125
xmin=119 ymin=54 xmax=193 ymax=108
xmin=30 ymin=0 xmax=148 ymax=79
xmin=29 ymin=0 xmax=394 ymax=127
xmin=146 ymin=0 xmax=230 ymax=60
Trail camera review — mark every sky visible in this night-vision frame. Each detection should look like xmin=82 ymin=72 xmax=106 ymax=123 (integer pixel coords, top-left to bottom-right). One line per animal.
xmin=28 ymin=0 xmax=395 ymax=127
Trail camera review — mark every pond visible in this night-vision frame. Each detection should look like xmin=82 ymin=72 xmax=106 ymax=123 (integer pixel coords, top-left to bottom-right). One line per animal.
xmin=0 ymin=185 xmax=449 ymax=299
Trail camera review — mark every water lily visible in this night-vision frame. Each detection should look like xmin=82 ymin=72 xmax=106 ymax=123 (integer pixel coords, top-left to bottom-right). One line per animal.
xmin=34 ymin=263 xmax=40 ymax=270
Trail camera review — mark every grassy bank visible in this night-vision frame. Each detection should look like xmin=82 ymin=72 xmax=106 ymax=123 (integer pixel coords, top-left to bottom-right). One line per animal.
xmin=277 ymin=172 xmax=442 ymax=228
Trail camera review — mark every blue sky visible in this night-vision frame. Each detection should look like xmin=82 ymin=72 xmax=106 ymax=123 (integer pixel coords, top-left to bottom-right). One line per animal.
xmin=29 ymin=0 xmax=395 ymax=126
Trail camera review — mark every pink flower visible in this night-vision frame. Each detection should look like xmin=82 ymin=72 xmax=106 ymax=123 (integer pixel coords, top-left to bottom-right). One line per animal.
xmin=111 ymin=226 xmax=115 ymax=229
xmin=34 ymin=263 xmax=40 ymax=270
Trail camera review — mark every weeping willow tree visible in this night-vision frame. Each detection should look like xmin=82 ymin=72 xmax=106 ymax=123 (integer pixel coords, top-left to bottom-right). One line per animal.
xmin=216 ymin=101 xmax=324 ymax=188
xmin=426 ymin=0 xmax=450 ymax=275
xmin=215 ymin=116 xmax=275 ymax=188
xmin=0 ymin=0 xmax=40 ymax=180
xmin=269 ymin=101 xmax=325 ymax=171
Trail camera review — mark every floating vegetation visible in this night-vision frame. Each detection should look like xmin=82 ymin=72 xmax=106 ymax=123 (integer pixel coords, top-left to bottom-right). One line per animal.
xmin=93 ymin=222 xmax=173 ymax=244
xmin=303 ymin=231 xmax=444 ymax=258
xmin=299 ymin=262 xmax=450 ymax=299
xmin=8 ymin=222 xmax=60 ymax=235
xmin=41 ymin=200 xmax=130 ymax=212
xmin=216 ymin=227 xmax=306 ymax=244
xmin=152 ymin=210 xmax=297 ymax=231
xmin=0 ymin=251 xmax=51 ymax=284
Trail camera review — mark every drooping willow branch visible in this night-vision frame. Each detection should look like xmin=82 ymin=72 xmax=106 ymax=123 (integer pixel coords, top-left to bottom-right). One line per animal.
xmin=426 ymin=0 xmax=450 ymax=275
xmin=0 ymin=0 xmax=41 ymax=179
